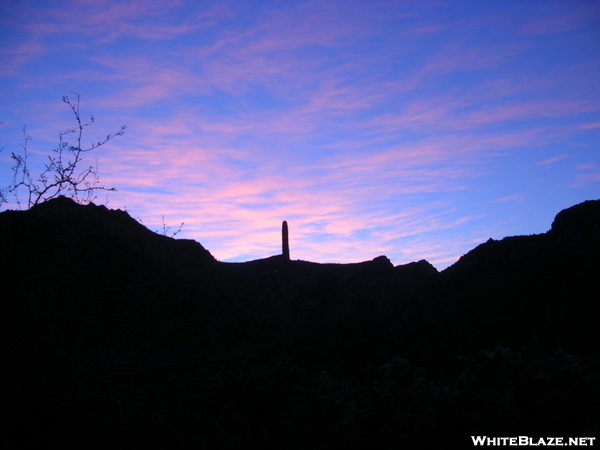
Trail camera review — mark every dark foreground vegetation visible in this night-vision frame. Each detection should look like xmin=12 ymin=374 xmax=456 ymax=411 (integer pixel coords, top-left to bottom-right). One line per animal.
xmin=1 ymin=197 xmax=599 ymax=449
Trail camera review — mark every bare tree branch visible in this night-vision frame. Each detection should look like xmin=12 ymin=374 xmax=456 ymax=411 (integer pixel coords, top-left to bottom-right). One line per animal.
xmin=0 ymin=94 xmax=126 ymax=209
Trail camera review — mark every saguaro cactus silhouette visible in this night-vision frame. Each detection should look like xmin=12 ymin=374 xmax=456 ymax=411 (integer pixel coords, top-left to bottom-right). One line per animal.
xmin=282 ymin=221 xmax=290 ymax=289
xmin=281 ymin=221 xmax=293 ymax=352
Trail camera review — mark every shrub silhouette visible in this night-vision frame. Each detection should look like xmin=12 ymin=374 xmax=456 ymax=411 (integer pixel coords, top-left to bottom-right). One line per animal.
xmin=0 ymin=94 xmax=126 ymax=209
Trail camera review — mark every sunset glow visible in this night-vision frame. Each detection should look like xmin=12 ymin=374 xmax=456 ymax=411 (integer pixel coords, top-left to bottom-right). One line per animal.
xmin=1 ymin=1 xmax=599 ymax=268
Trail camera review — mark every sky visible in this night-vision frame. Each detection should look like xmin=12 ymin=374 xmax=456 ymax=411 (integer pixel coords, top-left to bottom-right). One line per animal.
xmin=1 ymin=0 xmax=599 ymax=269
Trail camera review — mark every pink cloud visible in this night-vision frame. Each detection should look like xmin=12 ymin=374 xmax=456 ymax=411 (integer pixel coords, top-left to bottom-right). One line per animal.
xmin=173 ymin=3 xmax=375 ymax=96
xmin=578 ymin=122 xmax=600 ymax=130
xmin=418 ymin=37 xmax=532 ymax=77
xmin=0 ymin=41 xmax=45 ymax=76
xmin=96 ymin=116 xmax=490 ymax=266
xmin=572 ymin=172 xmax=600 ymax=188
xmin=521 ymin=10 xmax=595 ymax=36
xmin=100 ymin=135 xmax=411 ymax=258
xmin=494 ymin=194 xmax=525 ymax=203
xmin=537 ymin=155 xmax=569 ymax=166
xmin=87 ymin=56 xmax=212 ymax=107
xmin=23 ymin=1 xmax=225 ymax=42
xmin=463 ymin=99 xmax=597 ymax=125
xmin=577 ymin=163 xmax=597 ymax=171
xmin=369 ymin=93 xmax=598 ymax=135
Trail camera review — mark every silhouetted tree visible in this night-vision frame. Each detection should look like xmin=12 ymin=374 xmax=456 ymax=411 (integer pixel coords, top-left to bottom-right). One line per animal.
xmin=0 ymin=94 xmax=126 ymax=209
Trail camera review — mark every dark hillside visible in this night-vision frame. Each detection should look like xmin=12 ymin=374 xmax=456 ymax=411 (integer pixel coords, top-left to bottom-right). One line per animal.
xmin=1 ymin=197 xmax=598 ymax=448
xmin=392 ymin=201 xmax=600 ymax=374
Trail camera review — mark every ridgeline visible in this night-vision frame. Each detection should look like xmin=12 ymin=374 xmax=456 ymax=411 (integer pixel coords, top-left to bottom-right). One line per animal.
xmin=1 ymin=197 xmax=599 ymax=448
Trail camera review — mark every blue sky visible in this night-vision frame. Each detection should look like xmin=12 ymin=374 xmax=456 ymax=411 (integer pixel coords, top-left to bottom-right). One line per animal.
xmin=1 ymin=0 xmax=599 ymax=269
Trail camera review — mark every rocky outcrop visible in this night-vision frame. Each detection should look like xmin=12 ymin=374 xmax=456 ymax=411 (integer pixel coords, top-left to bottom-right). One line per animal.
xmin=398 ymin=199 xmax=600 ymax=368
xmin=441 ymin=200 xmax=600 ymax=285
xmin=550 ymin=199 xmax=600 ymax=238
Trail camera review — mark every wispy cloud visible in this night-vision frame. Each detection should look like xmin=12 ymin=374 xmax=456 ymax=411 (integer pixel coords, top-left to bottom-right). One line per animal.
xmin=572 ymin=172 xmax=600 ymax=188
xmin=537 ymin=155 xmax=569 ymax=166
xmin=521 ymin=7 xmax=597 ymax=36
xmin=577 ymin=163 xmax=597 ymax=171
xmin=578 ymin=122 xmax=600 ymax=130
xmin=23 ymin=1 xmax=224 ymax=42
xmin=494 ymin=194 xmax=525 ymax=203
xmin=0 ymin=41 xmax=45 ymax=76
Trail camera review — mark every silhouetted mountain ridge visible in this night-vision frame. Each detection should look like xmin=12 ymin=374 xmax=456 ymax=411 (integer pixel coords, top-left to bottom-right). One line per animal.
xmin=1 ymin=197 xmax=598 ymax=448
